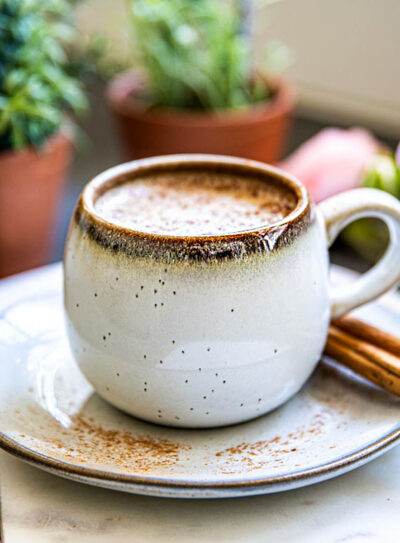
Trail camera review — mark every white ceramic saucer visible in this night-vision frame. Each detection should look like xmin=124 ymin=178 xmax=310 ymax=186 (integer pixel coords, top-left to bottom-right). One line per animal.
xmin=0 ymin=264 xmax=399 ymax=498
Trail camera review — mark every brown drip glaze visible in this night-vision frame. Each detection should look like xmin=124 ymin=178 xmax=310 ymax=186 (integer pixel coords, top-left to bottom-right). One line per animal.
xmin=73 ymin=156 xmax=314 ymax=263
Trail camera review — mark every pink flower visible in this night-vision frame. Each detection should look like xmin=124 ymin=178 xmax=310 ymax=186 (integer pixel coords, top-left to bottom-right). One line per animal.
xmin=279 ymin=128 xmax=381 ymax=202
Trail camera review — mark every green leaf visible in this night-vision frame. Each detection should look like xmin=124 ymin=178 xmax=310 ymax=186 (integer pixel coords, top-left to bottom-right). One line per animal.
xmin=126 ymin=0 xmax=282 ymax=111
xmin=0 ymin=0 xmax=87 ymax=151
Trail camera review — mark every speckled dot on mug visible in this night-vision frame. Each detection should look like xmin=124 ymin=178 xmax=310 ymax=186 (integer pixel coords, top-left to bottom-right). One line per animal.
xmin=64 ymin=154 xmax=400 ymax=428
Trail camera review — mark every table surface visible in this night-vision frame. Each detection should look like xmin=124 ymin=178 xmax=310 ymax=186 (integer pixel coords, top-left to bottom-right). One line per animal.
xmin=0 ymin=264 xmax=400 ymax=542
xmin=1 ymin=443 xmax=400 ymax=542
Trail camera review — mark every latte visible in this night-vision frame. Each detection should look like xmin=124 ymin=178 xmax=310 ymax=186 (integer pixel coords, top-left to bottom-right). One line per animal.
xmin=95 ymin=169 xmax=296 ymax=236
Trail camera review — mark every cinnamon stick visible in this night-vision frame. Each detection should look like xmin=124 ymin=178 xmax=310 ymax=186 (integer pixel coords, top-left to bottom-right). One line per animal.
xmin=332 ymin=315 xmax=400 ymax=357
xmin=325 ymin=325 xmax=400 ymax=396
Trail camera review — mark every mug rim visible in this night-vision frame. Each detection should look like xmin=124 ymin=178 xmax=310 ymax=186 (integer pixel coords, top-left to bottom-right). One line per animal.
xmin=81 ymin=154 xmax=311 ymax=242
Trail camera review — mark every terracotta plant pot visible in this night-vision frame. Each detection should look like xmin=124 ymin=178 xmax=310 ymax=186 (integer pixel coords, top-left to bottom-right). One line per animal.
xmin=0 ymin=132 xmax=71 ymax=278
xmin=106 ymin=72 xmax=296 ymax=163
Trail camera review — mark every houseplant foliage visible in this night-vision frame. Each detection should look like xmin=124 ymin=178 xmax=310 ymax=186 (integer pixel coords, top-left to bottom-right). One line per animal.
xmin=128 ymin=0 xmax=280 ymax=111
xmin=107 ymin=0 xmax=294 ymax=161
xmin=0 ymin=0 xmax=87 ymax=277
xmin=0 ymin=0 xmax=87 ymax=150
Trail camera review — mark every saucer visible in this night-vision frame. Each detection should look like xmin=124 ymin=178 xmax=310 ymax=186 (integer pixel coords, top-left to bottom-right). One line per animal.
xmin=0 ymin=264 xmax=399 ymax=498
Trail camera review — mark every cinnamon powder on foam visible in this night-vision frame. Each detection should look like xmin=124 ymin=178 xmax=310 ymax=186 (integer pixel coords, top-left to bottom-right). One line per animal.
xmin=95 ymin=171 xmax=296 ymax=236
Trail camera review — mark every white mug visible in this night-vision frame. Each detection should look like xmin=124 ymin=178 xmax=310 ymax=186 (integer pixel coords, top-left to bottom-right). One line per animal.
xmin=64 ymin=155 xmax=400 ymax=428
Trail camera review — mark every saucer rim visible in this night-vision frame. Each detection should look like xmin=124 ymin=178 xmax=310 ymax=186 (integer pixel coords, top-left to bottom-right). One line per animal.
xmin=0 ymin=415 xmax=400 ymax=492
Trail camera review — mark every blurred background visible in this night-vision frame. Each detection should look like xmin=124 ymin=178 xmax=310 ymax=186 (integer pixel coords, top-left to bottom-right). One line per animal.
xmin=1 ymin=0 xmax=399 ymax=278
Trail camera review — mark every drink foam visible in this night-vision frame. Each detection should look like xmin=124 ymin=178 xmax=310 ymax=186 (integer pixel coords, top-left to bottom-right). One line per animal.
xmin=95 ymin=170 xmax=296 ymax=236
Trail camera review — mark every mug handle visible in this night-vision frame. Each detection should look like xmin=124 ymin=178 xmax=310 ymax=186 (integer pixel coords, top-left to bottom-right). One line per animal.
xmin=318 ymin=188 xmax=400 ymax=318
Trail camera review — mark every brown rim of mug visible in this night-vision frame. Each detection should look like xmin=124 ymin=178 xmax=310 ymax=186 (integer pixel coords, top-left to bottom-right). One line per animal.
xmin=75 ymin=154 xmax=313 ymax=261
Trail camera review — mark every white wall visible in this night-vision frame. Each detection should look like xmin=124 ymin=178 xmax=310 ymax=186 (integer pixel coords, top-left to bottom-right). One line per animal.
xmin=265 ymin=0 xmax=400 ymax=136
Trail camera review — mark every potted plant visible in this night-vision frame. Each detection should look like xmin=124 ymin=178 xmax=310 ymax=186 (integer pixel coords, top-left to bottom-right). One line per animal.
xmin=106 ymin=0 xmax=295 ymax=162
xmin=0 ymin=0 xmax=87 ymax=278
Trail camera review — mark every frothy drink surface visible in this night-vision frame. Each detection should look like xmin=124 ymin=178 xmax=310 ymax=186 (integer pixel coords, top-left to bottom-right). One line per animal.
xmin=95 ymin=170 xmax=296 ymax=236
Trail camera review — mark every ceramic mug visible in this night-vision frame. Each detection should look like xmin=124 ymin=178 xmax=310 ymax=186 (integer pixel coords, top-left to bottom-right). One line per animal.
xmin=64 ymin=155 xmax=400 ymax=428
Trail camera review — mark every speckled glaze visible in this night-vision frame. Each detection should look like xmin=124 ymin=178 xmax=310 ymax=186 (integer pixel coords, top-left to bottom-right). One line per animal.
xmin=64 ymin=155 xmax=400 ymax=428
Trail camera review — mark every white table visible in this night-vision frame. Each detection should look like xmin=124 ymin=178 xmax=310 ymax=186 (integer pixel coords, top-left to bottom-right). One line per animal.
xmin=1 ymin=445 xmax=399 ymax=542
